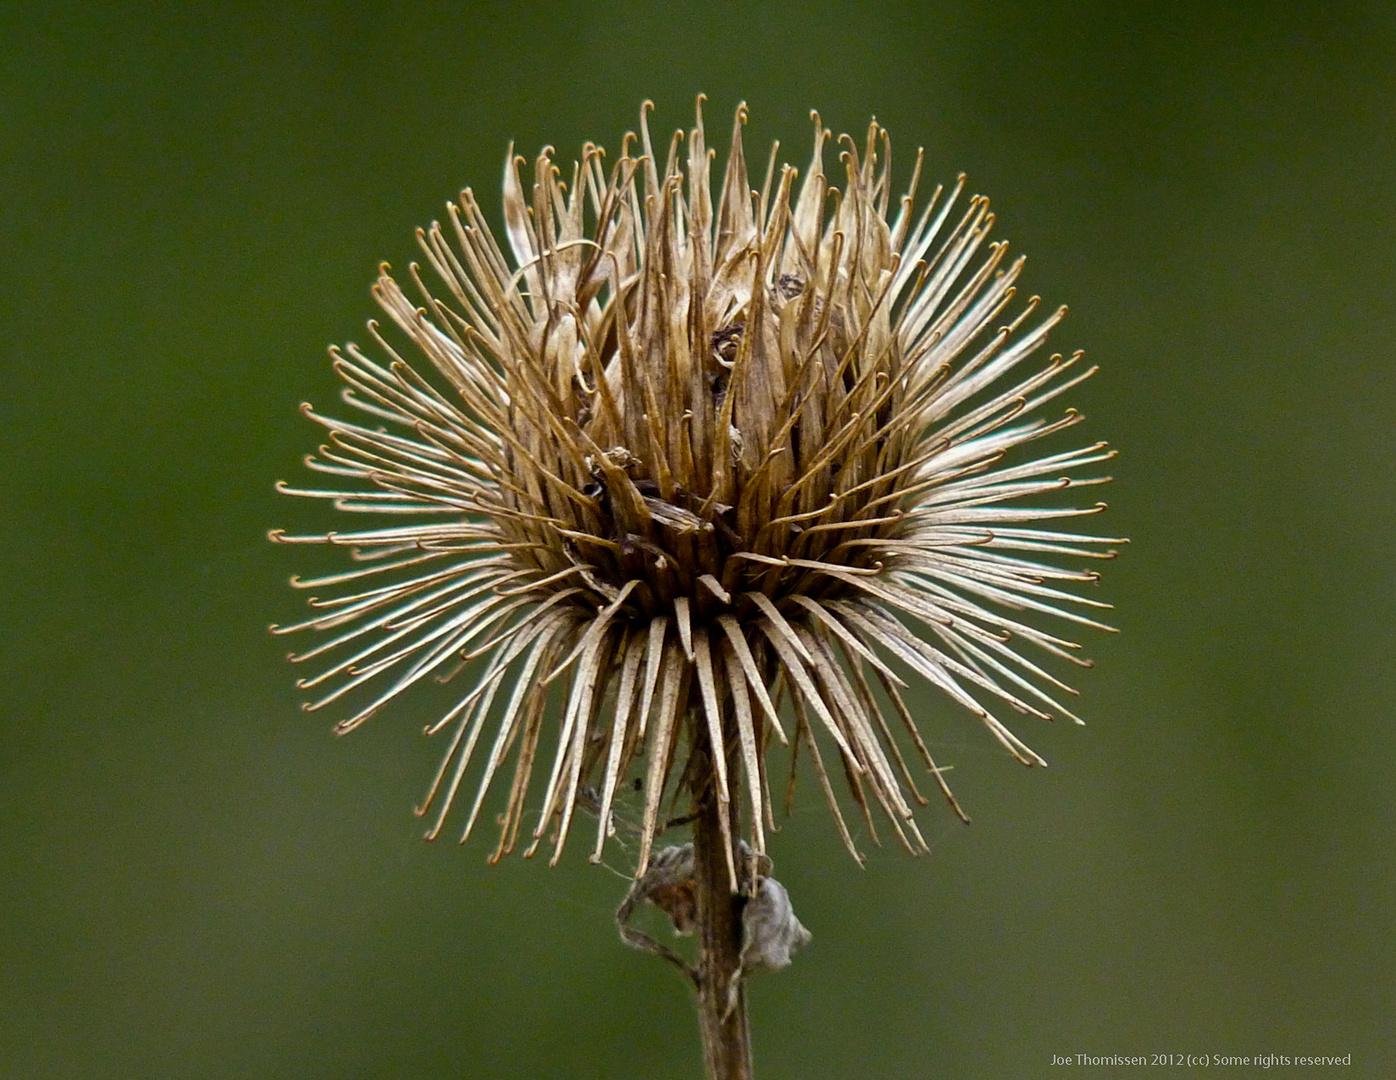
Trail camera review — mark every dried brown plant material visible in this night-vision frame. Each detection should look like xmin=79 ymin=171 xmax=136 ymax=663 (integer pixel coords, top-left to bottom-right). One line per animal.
xmin=272 ymin=99 xmax=1122 ymax=879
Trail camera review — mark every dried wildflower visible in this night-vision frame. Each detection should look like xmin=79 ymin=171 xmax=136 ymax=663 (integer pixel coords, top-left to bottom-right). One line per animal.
xmin=271 ymin=99 xmax=1120 ymax=887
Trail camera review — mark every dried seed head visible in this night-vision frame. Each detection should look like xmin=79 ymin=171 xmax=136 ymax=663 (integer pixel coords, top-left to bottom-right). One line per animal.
xmin=272 ymin=99 xmax=1122 ymax=875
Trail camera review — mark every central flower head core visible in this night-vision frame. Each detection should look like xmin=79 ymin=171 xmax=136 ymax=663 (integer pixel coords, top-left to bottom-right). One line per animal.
xmin=426 ymin=104 xmax=924 ymax=622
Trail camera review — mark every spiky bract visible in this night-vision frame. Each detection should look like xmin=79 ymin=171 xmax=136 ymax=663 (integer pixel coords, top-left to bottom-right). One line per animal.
xmin=271 ymin=100 xmax=1120 ymax=880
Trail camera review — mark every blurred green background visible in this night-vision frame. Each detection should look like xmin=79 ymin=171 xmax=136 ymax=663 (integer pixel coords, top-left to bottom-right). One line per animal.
xmin=3 ymin=2 xmax=1393 ymax=1077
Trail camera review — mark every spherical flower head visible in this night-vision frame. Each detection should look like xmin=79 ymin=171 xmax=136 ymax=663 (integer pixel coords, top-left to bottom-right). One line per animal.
xmin=271 ymin=99 xmax=1122 ymax=879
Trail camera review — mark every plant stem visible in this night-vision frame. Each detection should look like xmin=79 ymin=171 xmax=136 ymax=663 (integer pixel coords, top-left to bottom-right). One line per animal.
xmin=691 ymin=779 xmax=752 ymax=1080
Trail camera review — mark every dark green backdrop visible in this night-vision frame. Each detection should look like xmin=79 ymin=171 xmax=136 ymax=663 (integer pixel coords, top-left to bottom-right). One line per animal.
xmin=3 ymin=3 xmax=1393 ymax=1077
